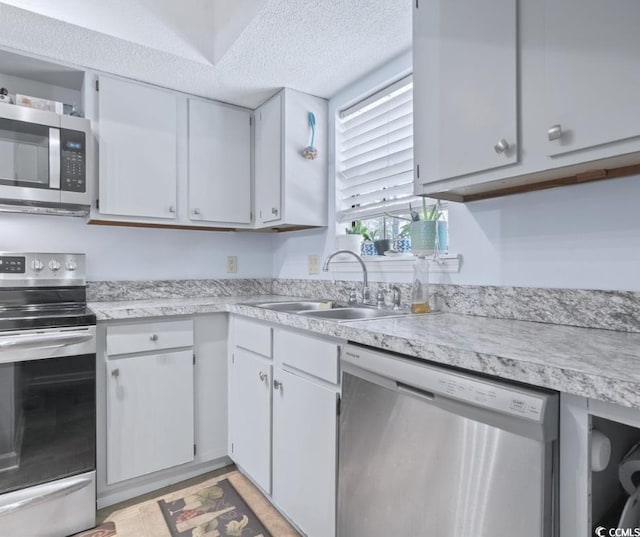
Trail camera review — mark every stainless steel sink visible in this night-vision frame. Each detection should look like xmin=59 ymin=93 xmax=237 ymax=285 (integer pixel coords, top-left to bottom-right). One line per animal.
xmin=298 ymin=307 xmax=408 ymax=321
xmin=252 ymin=300 xmax=334 ymax=312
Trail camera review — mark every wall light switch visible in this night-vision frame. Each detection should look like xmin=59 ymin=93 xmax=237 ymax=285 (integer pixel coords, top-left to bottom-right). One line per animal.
xmin=308 ymin=255 xmax=321 ymax=274
xmin=227 ymin=256 xmax=238 ymax=273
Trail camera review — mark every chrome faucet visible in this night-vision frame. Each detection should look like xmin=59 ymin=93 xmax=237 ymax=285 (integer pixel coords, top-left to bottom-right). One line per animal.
xmin=322 ymin=250 xmax=371 ymax=304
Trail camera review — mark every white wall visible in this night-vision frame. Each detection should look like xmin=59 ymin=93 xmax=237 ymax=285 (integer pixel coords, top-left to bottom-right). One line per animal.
xmin=272 ymin=51 xmax=640 ymax=292
xmin=0 ymin=213 xmax=274 ymax=280
xmin=272 ymin=51 xmax=413 ymax=282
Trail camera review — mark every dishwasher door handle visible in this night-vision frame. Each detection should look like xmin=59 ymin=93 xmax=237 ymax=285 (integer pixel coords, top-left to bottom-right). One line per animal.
xmin=397 ymin=381 xmax=435 ymax=401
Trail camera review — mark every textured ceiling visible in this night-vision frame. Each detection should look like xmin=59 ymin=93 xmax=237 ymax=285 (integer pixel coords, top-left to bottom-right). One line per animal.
xmin=0 ymin=0 xmax=411 ymax=108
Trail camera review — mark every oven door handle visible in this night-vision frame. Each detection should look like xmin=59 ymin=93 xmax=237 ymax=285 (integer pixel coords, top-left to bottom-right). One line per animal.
xmin=0 ymin=475 xmax=93 ymax=517
xmin=0 ymin=332 xmax=93 ymax=351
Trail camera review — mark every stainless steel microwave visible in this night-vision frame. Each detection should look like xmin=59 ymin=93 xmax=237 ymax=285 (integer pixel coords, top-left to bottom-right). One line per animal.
xmin=0 ymin=103 xmax=92 ymax=215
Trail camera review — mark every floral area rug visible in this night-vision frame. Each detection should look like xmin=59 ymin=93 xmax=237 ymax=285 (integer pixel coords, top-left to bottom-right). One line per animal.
xmin=86 ymin=470 xmax=299 ymax=537
xmin=158 ymin=478 xmax=270 ymax=537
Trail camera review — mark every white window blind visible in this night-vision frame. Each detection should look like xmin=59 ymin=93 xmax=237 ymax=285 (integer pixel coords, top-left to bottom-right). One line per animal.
xmin=336 ymin=75 xmax=422 ymax=223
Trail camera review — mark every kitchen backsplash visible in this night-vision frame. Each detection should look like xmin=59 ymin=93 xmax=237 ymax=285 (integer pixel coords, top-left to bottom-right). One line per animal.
xmin=89 ymin=278 xmax=640 ymax=333
xmin=87 ymin=278 xmax=273 ymax=302
xmin=273 ymin=279 xmax=640 ymax=333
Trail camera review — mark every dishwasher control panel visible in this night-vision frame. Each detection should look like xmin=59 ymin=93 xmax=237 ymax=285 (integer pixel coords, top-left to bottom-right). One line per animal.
xmin=435 ymin=374 xmax=545 ymax=420
xmin=342 ymin=344 xmax=550 ymax=423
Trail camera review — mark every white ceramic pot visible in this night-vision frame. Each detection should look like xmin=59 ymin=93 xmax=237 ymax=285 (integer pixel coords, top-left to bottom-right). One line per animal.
xmin=335 ymin=234 xmax=362 ymax=254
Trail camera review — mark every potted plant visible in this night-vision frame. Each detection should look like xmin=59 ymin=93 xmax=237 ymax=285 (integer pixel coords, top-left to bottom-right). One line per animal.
xmin=336 ymin=221 xmax=368 ymax=254
xmin=394 ymin=223 xmax=412 ymax=253
xmin=371 ymin=219 xmax=393 ymax=255
xmin=409 ymin=200 xmax=448 ymax=256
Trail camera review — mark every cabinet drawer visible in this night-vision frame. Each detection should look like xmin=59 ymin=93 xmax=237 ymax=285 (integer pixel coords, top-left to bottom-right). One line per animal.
xmin=233 ymin=316 xmax=272 ymax=357
xmin=274 ymin=329 xmax=339 ymax=384
xmin=106 ymin=319 xmax=193 ymax=356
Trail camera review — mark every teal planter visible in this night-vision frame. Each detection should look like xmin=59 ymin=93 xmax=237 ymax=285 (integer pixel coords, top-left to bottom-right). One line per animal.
xmin=410 ymin=221 xmax=448 ymax=255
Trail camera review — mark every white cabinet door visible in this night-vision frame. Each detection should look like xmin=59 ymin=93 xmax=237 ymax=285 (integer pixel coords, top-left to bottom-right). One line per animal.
xmin=229 ymin=348 xmax=272 ymax=493
xmin=544 ymin=0 xmax=640 ymax=156
xmin=254 ymin=94 xmax=282 ymax=225
xmin=106 ymin=350 xmax=194 ymax=484
xmin=413 ymin=0 xmax=517 ymax=184
xmin=273 ymin=368 xmax=338 ymax=537
xmin=188 ymin=100 xmax=251 ymax=224
xmin=98 ymin=76 xmax=177 ymax=219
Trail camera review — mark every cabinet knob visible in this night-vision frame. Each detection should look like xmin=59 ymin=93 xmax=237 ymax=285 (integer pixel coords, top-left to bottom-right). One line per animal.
xmin=259 ymin=371 xmax=268 ymax=382
xmin=494 ymin=138 xmax=510 ymax=154
xmin=548 ymin=124 xmax=562 ymax=141
xmin=111 ymin=368 xmax=120 ymax=378
xmin=193 ymin=208 xmax=201 ymax=216
xmin=168 ymin=205 xmax=175 ymax=213
xmin=273 ymin=379 xmax=283 ymax=390
xmin=271 ymin=207 xmax=278 ymax=215
xmin=150 ymin=334 xmax=158 ymax=342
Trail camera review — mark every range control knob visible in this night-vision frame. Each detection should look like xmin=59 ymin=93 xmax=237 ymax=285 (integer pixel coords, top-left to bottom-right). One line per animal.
xmin=31 ymin=259 xmax=44 ymax=272
xmin=48 ymin=259 xmax=61 ymax=272
xmin=65 ymin=259 xmax=77 ymax=272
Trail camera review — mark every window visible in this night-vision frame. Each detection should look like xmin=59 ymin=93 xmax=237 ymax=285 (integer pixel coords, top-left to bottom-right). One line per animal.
xmin=336 ymin=75 xmax=447 ymax=254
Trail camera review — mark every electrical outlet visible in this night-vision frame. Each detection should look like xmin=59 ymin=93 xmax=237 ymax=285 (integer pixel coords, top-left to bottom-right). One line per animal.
xmin=226 ymin=256 xmax=238 ymax=273
xmin=308 ymin=254 xmax=321 ymax=274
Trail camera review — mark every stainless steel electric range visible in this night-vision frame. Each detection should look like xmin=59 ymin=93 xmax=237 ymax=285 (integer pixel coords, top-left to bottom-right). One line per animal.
xmin=0 ymin=252 xmax=96 ymax=537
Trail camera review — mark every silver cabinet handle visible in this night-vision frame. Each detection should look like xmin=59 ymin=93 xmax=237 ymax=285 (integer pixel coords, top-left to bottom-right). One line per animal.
xmin=150 ymin=334 xmax=158 ymax=341
xmin=548 ymin=124 xmax=562 ymax=141
xmin=494 ymin=138 xmax=510 ymax=154
xmin=111 ymin=368 xmax=119 ymax=378
xmin=259 ymin=371 xmax=268 ymax=382
xmin=273 ymin=379 xmax=283 ymax=390
xmin=271 ymin=207 xmax=278 ymax=215
xmin=193 ymin=208 xmax=201 ymax=215
xmin=168 ymin=205 xmax=175 ymax=213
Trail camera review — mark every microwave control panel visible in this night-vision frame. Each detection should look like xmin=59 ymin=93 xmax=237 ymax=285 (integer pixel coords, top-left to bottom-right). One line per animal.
xmin=60 ymin=129 xmax=86 ymax=193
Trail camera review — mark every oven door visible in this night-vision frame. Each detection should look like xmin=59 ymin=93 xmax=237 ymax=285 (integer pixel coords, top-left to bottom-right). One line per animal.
xmin=0 ymin=104 xmax=61 ymax=204
xmin=0 ymin=326 xmax=96 ymax=494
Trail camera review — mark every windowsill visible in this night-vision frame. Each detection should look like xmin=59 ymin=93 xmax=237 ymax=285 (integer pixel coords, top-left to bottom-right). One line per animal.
xmin=327 ymin=253 xmax=461 ymax=273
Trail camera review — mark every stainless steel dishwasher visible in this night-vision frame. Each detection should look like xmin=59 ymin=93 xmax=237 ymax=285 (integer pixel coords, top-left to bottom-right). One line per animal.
xmin=338 ymin=344 xmax=559 ymax=537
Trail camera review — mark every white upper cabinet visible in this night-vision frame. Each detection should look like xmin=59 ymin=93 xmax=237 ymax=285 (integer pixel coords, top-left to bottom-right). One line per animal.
xmin=97 ymin=76 xmax=177 ymax=219
xmin=414 ymin=0 xmax=640 ymax=201
xmin=413 ymin=0 xmax=518 ymax=185
xmin=254 ymin=88 xmax=328 ymax=229
xmin=254 ymin=94 xmax=283 ymax=225
xmin=188 ymin=99 xmax=251 ymax=224
xmin=544 ymin=0 xmax=640 ymax=156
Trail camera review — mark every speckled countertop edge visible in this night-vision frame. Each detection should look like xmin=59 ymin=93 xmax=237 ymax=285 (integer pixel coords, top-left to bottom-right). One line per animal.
xmin=89 ymin=296 xmax=640 ymax=410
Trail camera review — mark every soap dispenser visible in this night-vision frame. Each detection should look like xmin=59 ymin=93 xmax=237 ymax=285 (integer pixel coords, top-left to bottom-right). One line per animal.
xmin=411 ymin=256 xmax=431 ymax=313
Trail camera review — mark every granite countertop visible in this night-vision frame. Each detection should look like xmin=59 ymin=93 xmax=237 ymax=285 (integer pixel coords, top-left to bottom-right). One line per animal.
xmin=90 ymin=295 xmax=640 ymax=410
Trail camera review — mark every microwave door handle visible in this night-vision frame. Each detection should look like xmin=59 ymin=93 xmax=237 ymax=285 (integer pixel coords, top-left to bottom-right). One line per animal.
xmin=0 ymin=332 xmax=92 ymax=351
xmin=49 ymin=127 xmax=60 ymax=189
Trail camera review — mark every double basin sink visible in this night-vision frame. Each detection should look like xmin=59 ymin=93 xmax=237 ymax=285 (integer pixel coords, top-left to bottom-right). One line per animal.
xmin=251 ymin=300 xmax=409 ymax=322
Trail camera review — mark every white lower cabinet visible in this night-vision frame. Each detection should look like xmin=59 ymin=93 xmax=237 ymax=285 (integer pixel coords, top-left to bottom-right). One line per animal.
xmin=98 ymin=315 xmax=229 ymax=507
xmin=106 ymin=350 xmax=195 ymax=484
xmin=228 ymin=316 xmax=340 ymax=536
xmin=272 ymin=368 xmax=338 ymax=537
xmin=229 ymin=347 xmax=272 ymax=493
